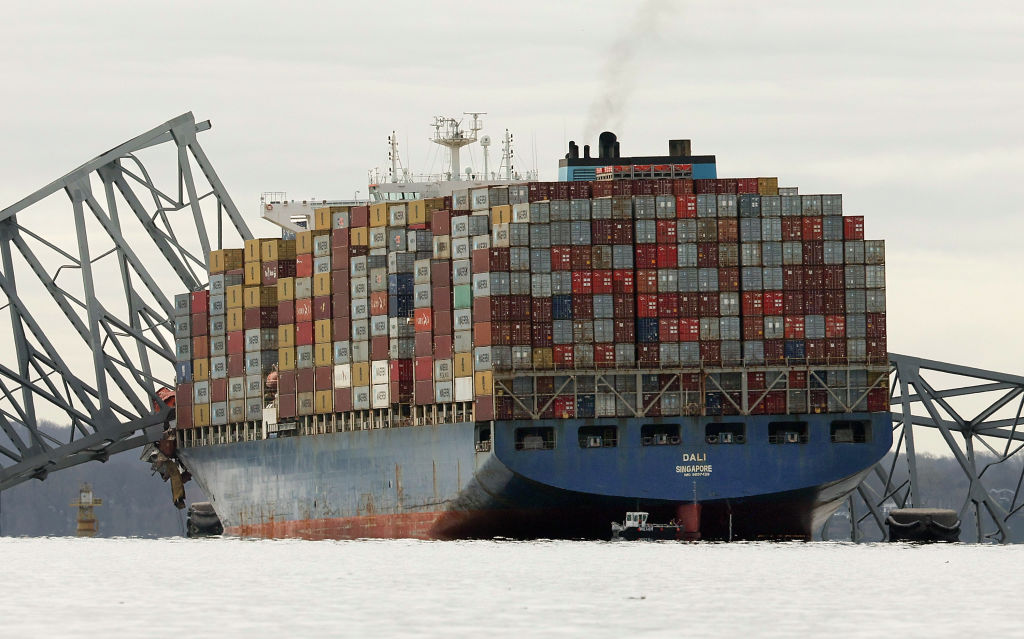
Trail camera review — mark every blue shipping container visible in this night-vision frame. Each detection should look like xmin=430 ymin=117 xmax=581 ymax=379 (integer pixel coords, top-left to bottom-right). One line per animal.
xmin=637 ymin=318 xmax=660 ymax=343
xmin=552 ymin=295 xmax=574 ymax=320
xmin=784 ymin=339 xmax=806 ymax=359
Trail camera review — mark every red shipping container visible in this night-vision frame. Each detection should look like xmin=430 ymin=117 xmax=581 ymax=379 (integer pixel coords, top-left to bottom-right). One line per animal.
xmin=176 ymin=403 xmax=194 ymax=429
xmin=474 ymin=322 xmax=492 ymax=346
xmin=349 ymin=205 xmax=369 ymax=227
xmin=638 ymin=344 xmax=660 ymax=366
xmin=415 ymin=332 xmax=433 ymax=357
xmin=348 ymin=245 xmax=369 ymax=258
xmin=551 ymin=246 xmax=572 ymax=270
xmin=824 ymin=290 xmax=846 ymax=314
xmin=656 ymin=244 xmax=677 ymax=268
xmin=314 ymin=295 xmax=332 ymax=320
xmin=331 ymin=227 xmax=350 ymax=247
xmin=314 ymin=366 xmax=332 ymax=391
xmin=868 ymin=388 xmax=889 ymax=412
xmin=510 ymin=322 xmax=531 ymax=346
xmin=244 ymin=307 xmax=278 ymax=330
xmin=844 ymin=216 xmax=865 ymax=240
xmin=414 ymin=356 xmax=433 ymax=380
xmin=700 ymin=341 xmax=721 ymax=365
xmin=697 ymin=243 xmax=718 ymax=268
xmin=784 ymin=316 xmax=805 ymax=339
xmin=371 ymin=336 xmax=388 ymax=360
xmin=679 ymin=294 xmax=700 ymax=318
xmin=867 ymin=313 xmax=887 ymax=337
xmin=432 ymin=211 xmax=451 ymax=236
xmin=592 ymin=270 xmax=614 ymax=294
xmin=295 ymin=321 xmax=313 ymax=346
xmin=508 ymin=296 xmax=531 ymax=320
xmin=296 ymin=254 xmax=313 ymax=278
xmin=612 ymin=221 xmax=634 ymax=244
xmin=717 ymin=218 xmax=738 ymax=243
xmin=274 ymin=371 xmax=294 ymax=396
xmin=554 ymin=396 xmax=575 ymax=418
xmin=192 ymin=335 xmax=209 ymax=360
xmin=679 ymin=318 xmax=700 ymax=341
xmin=637 ymin=294 xmax=659 ymax=318
xmin=532 ymin=322 xmax=553 ymax=348
xmin=571 ymin=245 xmax=593 ymax=270
xmin=826 ymin=339 xmax=847 ymax=361
xmin=802 ymin=216 xmax=823 ymax=240
xmin=554 ymin=183 xmax=571 ymax=199
xmin=331 ymin=244 xmax=347 ymax=265
xmin=278 ymin=300 xmax=295 ymax=325
xmin=431 ymin=263 xmax=450 ymax=287
xmin=763 ymin=291 xmax=784 ymax=315
xmin=783 ymin=291 xmax=804 ymax=315
xmin=553 ymin=344 xmax=575 ymax=367
xmin=804 ymin=290 xmax=826 ymax=314
xmin=673 ymin=179 xmax=695 ymax=196
xmin=747 ymin=371 xmax=766 ymax=390
xmin=694 ymin=179 xmax=716 ymax=194
xmin=826 ymin=315 xmax=846 ymax=338
xmin=782 ymin=267 xmax=803 ymax=290
xmin=414 ymin=380 xmax=434 ymax=405
xmin=591 ymin=220 xmax=614 ymax=244
xmin=210 ymin=378 xmax=227 ymax=402
xmin=656 ymin=220 xmax=677 ymax=244
xmin=659 ymin=318 xmax=679 ymax=341
xmin=532 ymin=298 xmax=552 ymax=322
xmin=802 ymin=241 xmax=824 ymax=265
xmin=475 ymin=396 xmax=495 ymax=420
xmin=636 ymin=270 xmax=658 ymax=293
xmin=295 ymin=299 xmax=313 ymax=323
xmin=331 ymin=270 xmax=350 ymax=292
xmin=296 ymin=369 xmax=315 ymax=393
xmin=331 ymin=293 xmax=349 ymax=319
xmin=742 ymin=291 xmax=764 ymax=316
xmin=330 ymin=388 xmax=351 ymax=413
xmin=572 ymin=270 xmax=594 ymax=294
xmin=867 ymin=338 xmax=887 ymax=361
xmin=806 ymin=339 xmax=828 ymax=365
xmin=781 ymin=217 xmax=802 ymax=241
xmin=190 ymin=291 xmax=208 ymax=314
xmin=432 ymin=287 xmax=451 ymax=312
xmin=743 ymin=318 xmax=764 ymax=340
xmin=789 ymin=370 xmax=807 ymax=388
xmin=570 ymin=182 xmax=591 ymax=199
xmin=227 ymin=354 xmax=245 ymax=377
xmin=763 ymin=391 xmax=787 ymax=415
xmin=434 ymin=311 xmax=452 ymax=335
xmin=473 ymin=297 xmax=492 ymax=322
xmin=635 ymin=244 xmax=657 ymax=269
xmin=676 ymin=194 xmax=697 ymax=218
xmin=414 ymin=308 xmax=432 ymax=332
xmin=434 ymin=335 xmax=453 ymax=359
xmin=528 ymin=182 xmax=551 ymax=202
xmin=698 ymin=293 xmax=719 ymax=316
xmin=572 ymin=295 xmax=594 ymax=319
xmin=824 ymin=265 xmax=845 ymax=289
xmin=633 ymin=179 xmax=653 ymax=196
xmin=658 ymin=293 xmax=679 ymax=317
xmin=719 ymin=267 xmax=740 ymax=292
xmin=191 ymin=312 xmax=207 ymax=337
xmin=613 ymin=270 xmax=635 ymax=293
xmin=227 ymin=330 xmax=244 ymax=356
xmin=333 ymin=317 xmax=351 ymax=341
xmin=764 ymin=339 xmax=785 ymax=363
xmin=720 ymin=179 xmax=738 ymax=195
xmin=803 ymin=266 xmax=824 ymax=290
xmin=613 ymin=319 xmax=635 ymax=342
xmin=594 ymin=344 xmax=616 ymax=367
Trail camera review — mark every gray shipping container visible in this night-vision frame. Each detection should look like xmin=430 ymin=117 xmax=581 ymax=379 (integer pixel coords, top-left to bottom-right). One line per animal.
xmin=677 ymin=219 xmax=697 ymax=243
xmin=530 ymin=202 xmax=550 ymax=224
xmin=352 ymin=321 xmax=369 ymax=343
xmin=573 ymin=320 xmax=595 ymax=343
xmin=744 ymin=341 xmax=765 ymax=365
xmin=741 ymin=267 xmax=763 ymax=290
xmin=531 ymin=248 xmax=552 ymax=273
xmin=822 ymin=217 xmax=843 ymax=240
xmin=824 ymin=241 xmax=844 ymax=265
xmin=782 ymin=242 xmax=803 ymax=265
xmin=739 ymin=218 xmax=762 ymax=242
xmin=801 ymin=195 xmax=822 ymax=216
xmin=660 ymin=343 xmax=680 ymax=366
xmin=763 ymin=267 xmax=783 ymax=290
xmin=720 ymin=316 xmax=741 ymax=340
xmin=532 ymin=273 xmax=552 ymax=297
xmin=738 ymin=194 xmax=761 ymax=218
xmin=553 ymin=320 xmax=573 ymax=344
xmin=865 ymin=240 xmax=885 ymax=264
xmin=530 ymin=224 xmax=551 ymax=249
xmin=677 ymin=243 xmax=697 ymax=267
xmin=551 ymin=271 xmax=571 ymax=295
xmin=720 ymin=292 xmax=740 ymax=316
xmin=656 ymin=195 xmax=676 ymax=218
xmin=680 ymin=342 xmax=700 ymax=366
xmin=740 ymin=242 xmax=762 ymax=266
xmin=762 ymin=242 xmax=783 ymax=267
xmin=635 ymin=219 xmax=656 ymax=243
xmin=333 ymin=340 xmax=351 ymax=364
xmin=594 ymin=295 xmax=614 ymax=319
xmin=510 ymin=272 xmax=531 ymax=295
xmin=510 ymin=247 xmax=530 ymax=271
xmin=634 ymin=195 xmax=656 ymax=219
xmin=510 ymin=223 xmax=530 ymax=247
xmin=414 ymin=283 xmax=431 ymax=308
xmin=698 ymin=268 xmax=719 ymax=292
xmin=550 ymin=200 xmax=571 ymax=221
xmin=805 ymin=315 xmax=826 ymax=339
xmin=822 ymin=194 xmax=843 ymax=216
xmin=658 ymin=269 xmax=678 ymax=293
xmin=764 ymin=316 xmax=784 ymax=340
xmin=452 ymin=259 xmax=472 ymax=286
xmin=845 ymin=240 xmax=865 ymax=265
xmin=761 ymin=196 xmax=781 ymax=216
xmin=781 ymin=195 xmax=802 ymax=216
xmin=721 ymin=341 xmax=741 ymax=365
xmin=594 ymin=318 xmax=614 ymax=343
xmin=550 ymin=222 xmax=572 ymax=246
xmin=570 ymin=221 xmax=592 ymax=245
xmin=612 ymin=245 xmax=633 ymax=269
xmin=847 ymin=339 xmax=867 ymax=362
xmin=570 ymin=199 xmax=591 ymax=221
xmin=846 ymin=290 xmax=866 ymax=314
xmin=845 ymin=266 xmax=866 ymax=289
xmin=865 ymin=265 xmax=885 ymax=289
xmin=474 ymin=346 xmax=492 ymax=371
xmin=696 ymin=193 xmax=717 ymax=217
xmin=866 ymin=290 xmax=887 ymax=313
xmin=717 ymin=194 xmax=738 ymax=217
xmin=761 ymin=217 xmax=782 ymax=242
xmin=615 ymin=344 xmax=636 ymax=366
xmin=700 ymin=317 xmax=720 ymax=341
xmin=846 ymin=314 xmax=866 ymax=339
xmin=592 ymin=245 xmax=612 ymax=270
xmin=678 ymin=268 xmax=699 ymax=292
xmin=592 ymin=198 xmax=612 ymax=219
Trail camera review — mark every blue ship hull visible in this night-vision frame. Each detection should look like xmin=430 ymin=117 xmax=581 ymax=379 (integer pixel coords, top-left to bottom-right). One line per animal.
xmin=178 ymin=412 xmax=891 ymax=540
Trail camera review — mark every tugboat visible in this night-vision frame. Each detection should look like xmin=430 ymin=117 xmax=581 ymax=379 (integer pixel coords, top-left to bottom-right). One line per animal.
xmin=611 ymin=512 xmax=700 ymax=541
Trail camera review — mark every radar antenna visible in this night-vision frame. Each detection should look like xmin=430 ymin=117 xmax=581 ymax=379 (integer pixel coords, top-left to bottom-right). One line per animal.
xmin=430 ymin=113 xmax=485 ymax=181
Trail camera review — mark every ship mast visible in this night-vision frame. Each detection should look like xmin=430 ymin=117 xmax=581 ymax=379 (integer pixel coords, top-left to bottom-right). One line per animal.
xmin=431 ymin=113 xmax=484 ymax=181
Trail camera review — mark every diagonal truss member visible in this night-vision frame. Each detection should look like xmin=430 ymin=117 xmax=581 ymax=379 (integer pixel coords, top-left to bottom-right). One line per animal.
xmin=0 ymin=112 xmax=251 ymax=490
xmin=843 ymin=354 xmax=1024 ymax=543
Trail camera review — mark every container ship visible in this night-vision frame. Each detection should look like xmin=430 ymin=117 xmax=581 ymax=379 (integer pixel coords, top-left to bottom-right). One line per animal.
xmin=169 ymin=120 xmax=891 ymax=540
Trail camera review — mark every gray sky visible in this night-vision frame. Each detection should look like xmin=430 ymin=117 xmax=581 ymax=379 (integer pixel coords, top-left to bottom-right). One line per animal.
xmin=1 ymin=1 xmax=1022 ymax=437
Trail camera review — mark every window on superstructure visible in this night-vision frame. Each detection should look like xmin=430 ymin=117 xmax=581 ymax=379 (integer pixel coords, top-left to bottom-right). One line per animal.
xmin=515 ymin=426 xmax=555 ymax=450
xmin=578 ymin=425 xmax=618 ymax=449
xmin=769 ymin=421 xmax=809 ymax=444
xmin=642 ymin=424 xmax=681 ymax=446
xmin=705 ymin=423 xmax=745 ymax=445
xmin=831 ymin=421 xmax=870 ymax=444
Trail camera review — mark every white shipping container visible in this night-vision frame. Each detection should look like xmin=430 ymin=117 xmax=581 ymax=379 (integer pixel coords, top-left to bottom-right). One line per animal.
xmin=193 ymin=381 xmax=209 ymax=404
xmin=454 ymin=330 xmax=473 ymax=353
xmin=434 ymin=359 xmax=453 ymax=382
xmin=434 ymin=381 xmax=454 ymax=404
xmin=454 ymin=377 xmax=474 ymax=402
xmin=492 ymin=223 xmax=510 ymax=248
xmin=512 ymin=203 xmax=530 ymax=223
xmin=369 ymin=228 xmax=387 ymax=249
xmin=334 ymin=364 xmax=352 ymax=388
xmin=471 ymin=234 xmax=491 ymax=250
xmin=352 ymin=386 xmax=371 ymax=410
xmin=388 ymin=204 xmax=407 ymax=227
xmin=228 ymin=377 xmax=245 ymax=401
xmin=245 ymin=375 xmax=262 ymax=398
xmin=370 ymin=315 xmax=388 ymax=337
xmin=471 ymin=188 xmax=489 ymax=211
xmin=371 ymin=383 xmax=390 ymax=408
xmin=351 ymin=298 xmax=369 ymax=320
xmin=433 ymin=235 xmax=451 ymax=259
xmin=211 ymin=402 xmax=228 ymax=426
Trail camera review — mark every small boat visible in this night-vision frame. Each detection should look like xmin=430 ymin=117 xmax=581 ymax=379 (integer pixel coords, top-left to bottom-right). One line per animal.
xmin=611 ymin=511 xmax=700 ymax=541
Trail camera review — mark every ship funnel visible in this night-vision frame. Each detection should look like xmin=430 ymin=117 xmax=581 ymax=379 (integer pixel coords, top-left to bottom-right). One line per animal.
xmin=598 ymin=131 xmax=618 ymax=159
xmin=583 ymin=144 xmax=591 ymax=159
xmin=568 ymin=140 xmax=580 ymax=159
xmin=669 ymin=139 xmax=692 ymax=157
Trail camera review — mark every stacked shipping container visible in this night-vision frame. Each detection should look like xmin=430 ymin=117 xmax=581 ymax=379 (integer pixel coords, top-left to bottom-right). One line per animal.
xmin=173 ymin=177 xmax=887 ymax=428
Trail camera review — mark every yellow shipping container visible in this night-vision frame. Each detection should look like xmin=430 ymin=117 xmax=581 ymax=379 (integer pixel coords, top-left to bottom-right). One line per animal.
xmin=193 ymin=403 xmax=211 ymax=427
xmin=243 ymin=286 xmax=278 ymax=309
xmin=244 ymin=262 xmax=261 ymax=286
xmin=314 ymin=207 xmax=333 ymax=231
xmin=314 ymin=319 xmax=332 ymax=344
xmin=314 ymin=343 xmax=333 ymax=366
xmin=244 ymin=238 xmax=262 ymax=263
xmin=209 ymin=248 xmax=243 ymax=274
xmin=369 ymin=203 xmax=388 ymax=228
xmin=407 ymin=200 xmax=427 ymax=225
xmin=491 ymin=205 xmax=512 ymax=226
xmin=278 ymin=324 xmax=295 ymax=348
xmin=225 ymin=284 xmax=245 ymax=309
xmin=278 ymin=347 xmax=296 ymax=371
xmin=193 ymin=358 xmax=210 ymax=382
xmin=454 ymin=352 xmax=473 ymax=378
xmin=277 ymin=277 xmax=295 ymax=301
xmin=296 ymin=231 xmax=313 ymax=255
xmin=350 ymin=227 xmax=368 ymax=246
xmin=312 ymin=272 xmax=331 ymax=297
xmin=474 ymin=371 xmax=493 ymax=396
xmin=261 ymin=239 xmax=296 ymax=262
xmin=226 ymin=308 xmax=244 ymax=332
xmin=533 ymin=347 xmax=553 ymax=369
xmin=757 ymin=177 xmax=779 ymax=196
xmin=352 ymin=362 xmax=370 ymax=387
xmin=315 ymin=389 xmax=333 ymax=414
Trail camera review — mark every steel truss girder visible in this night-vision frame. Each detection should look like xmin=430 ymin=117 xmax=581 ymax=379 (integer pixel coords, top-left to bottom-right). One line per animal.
xmin=844 ymin=353 xmax=1024 ymax=543
xmin=0 ymin=112 xmax=251 ymax=490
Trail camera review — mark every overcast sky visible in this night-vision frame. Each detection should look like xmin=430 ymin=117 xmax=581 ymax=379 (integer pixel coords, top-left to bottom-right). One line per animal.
xmin=1 ymin=1 xmax=1022 ymax=445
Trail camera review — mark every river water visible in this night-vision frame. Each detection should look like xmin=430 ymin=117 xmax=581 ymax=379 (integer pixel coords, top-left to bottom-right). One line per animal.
xmin=0 ymin=537 xmax=1016 ymax=638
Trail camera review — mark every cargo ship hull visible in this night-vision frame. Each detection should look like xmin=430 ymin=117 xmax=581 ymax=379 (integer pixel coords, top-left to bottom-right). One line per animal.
xmin=178 ymin=412 xmax=890 ymax=540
